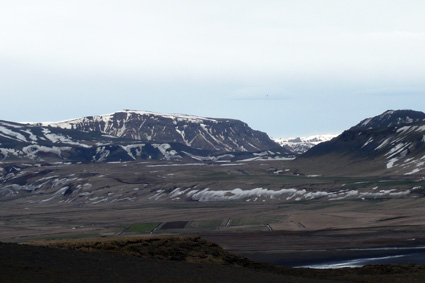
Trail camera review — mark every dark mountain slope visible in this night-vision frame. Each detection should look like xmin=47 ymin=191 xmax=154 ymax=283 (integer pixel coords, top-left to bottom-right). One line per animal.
xmin=296 ymin=110 xmax=425 ymax=176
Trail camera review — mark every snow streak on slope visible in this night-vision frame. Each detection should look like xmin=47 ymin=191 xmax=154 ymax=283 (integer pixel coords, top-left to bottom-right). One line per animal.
xmin=371 ymin=124 xmax=425 ymax=175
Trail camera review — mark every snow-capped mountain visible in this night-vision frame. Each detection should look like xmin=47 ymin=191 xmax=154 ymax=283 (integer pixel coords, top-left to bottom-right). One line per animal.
xmin=299 ymin=110 xmax=425 ymax=176
xmin=37 ymin=110 xmax=281 ymax=153
xmin=273 ymin=135 xmax=337 ymax=154
xmin=0 ymin=111 xmax=292 ymax=163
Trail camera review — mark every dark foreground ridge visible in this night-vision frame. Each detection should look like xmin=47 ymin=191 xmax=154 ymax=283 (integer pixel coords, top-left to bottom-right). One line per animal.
xmin=2 ymin=236 xmax=425 ymax=283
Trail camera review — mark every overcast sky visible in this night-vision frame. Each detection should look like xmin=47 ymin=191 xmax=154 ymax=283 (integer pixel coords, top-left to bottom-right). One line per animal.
xmin=2 ymin=1 xmax=425 ymax=137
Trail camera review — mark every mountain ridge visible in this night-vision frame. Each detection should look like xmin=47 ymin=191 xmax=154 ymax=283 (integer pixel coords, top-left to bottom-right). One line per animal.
xmin=36 ymin=110 xmax=281 ymax=153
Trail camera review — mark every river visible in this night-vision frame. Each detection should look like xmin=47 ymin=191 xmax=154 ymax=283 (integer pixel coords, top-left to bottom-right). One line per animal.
xmin=236 ymin=246 xmax=425 ymax=269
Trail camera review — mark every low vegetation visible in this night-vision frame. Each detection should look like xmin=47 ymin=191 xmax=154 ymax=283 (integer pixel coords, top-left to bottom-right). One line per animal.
xmin=26 ymin=236 xmax=267 ymax=267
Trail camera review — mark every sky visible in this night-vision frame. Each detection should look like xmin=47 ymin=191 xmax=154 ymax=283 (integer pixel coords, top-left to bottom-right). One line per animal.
xmin=2 ymin=0 xmax=425 ymax=138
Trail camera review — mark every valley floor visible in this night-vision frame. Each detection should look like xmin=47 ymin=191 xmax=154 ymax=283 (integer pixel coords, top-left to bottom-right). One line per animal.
xmin=1 ymin=160 xmax=425 ymax=277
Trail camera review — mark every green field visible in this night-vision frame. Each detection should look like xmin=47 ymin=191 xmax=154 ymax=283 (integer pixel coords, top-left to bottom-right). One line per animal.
xmin=127 ymin=223 xmax=161 ymax=233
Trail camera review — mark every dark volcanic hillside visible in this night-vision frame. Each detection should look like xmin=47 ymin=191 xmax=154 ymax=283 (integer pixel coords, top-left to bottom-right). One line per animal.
xmin=297 ymin=110 xmax=425 ymax=176
xmin=39 ymin=110 xmax=280 ymax=152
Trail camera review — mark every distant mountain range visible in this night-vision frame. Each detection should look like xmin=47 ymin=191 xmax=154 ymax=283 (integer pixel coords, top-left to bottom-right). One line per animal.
xmin=273 ymin=135 xmax=337 ymax=154
xmin=298 ymin=110 xmax=425 ymax=176
xmin=0 ymin=110 xmax=291 ymax=163
xmin=2 ymin=109 xmax=425 ymax=176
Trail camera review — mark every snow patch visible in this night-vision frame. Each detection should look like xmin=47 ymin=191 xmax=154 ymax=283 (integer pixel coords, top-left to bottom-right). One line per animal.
xmin=0 ymin=126 xmax=27 ymax=142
